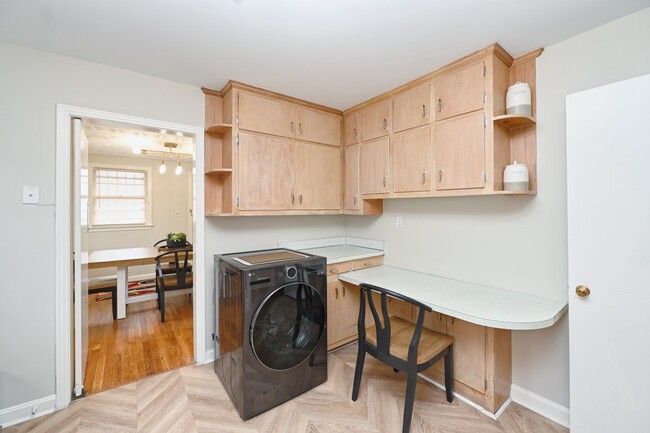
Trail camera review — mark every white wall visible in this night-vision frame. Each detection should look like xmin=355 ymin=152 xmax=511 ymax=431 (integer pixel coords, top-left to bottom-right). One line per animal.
xmin=346 ymin=8 xmax=650 ymax=408
xmin=87 ymin=154 xmax=193 ymax=278
xmin=0 ymin=42 xmax=204 ymax=410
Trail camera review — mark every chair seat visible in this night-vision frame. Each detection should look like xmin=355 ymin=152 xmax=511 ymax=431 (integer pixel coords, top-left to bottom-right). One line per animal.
xmin=366 ymin=316 xmax=454 ymax=365
xmin=158 ymin=273 xmax=193 ymax=289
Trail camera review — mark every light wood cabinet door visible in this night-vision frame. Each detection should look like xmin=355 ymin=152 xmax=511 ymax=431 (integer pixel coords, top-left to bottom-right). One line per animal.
xmin=238 ymin=132 xmax=295 ymax=210
xmin=422 ymin=312 xmax=448 ymax=375
xmin=295 ymin=106 xmax=341 ymax=146
xmin=345 ymin=144 xmax=360 ymax=211
xmin=344 ymin=112 xmax=360 ymax=146
xmin=339 ymin=282 xmax=360 ymax=341
xmin=238 ymin=91 xmax=295 ymax=138
xmin=447 ymin=317 xmax=486 ymax=395
xmin=295 ymin=143 xmax=341 ymax=210
xmin=434 ymin=111 xmax=485 ymax=190
xmin=360 ymin=99 xmax=391 ymax=141
xmin=393 ymin=126 xmax=431 ymax=193
xmin=327 ymin=277 xmax=342 ymax=348
xmin=435 ymin=61 xmax=485 ymax=121
xmin=360 ymin=137 xmax=390 ymax=194
xmin=394 ymin=83 xmax=431 ymax=132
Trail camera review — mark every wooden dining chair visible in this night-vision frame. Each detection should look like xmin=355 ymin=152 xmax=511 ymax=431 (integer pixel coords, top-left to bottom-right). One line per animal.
xmin=352 ymin=283 xmax=454 ymax=433
xmin=155 ymin=249 xmax=193 ymax=322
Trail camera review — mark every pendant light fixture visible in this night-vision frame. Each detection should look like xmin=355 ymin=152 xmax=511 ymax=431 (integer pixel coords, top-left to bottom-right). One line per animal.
xmin=175 ymin=154 xmax=183 ymax=175
xmin=159 ymin=154 xmax=167 ymax=174
xmin=136 ymin=142 xmax=190 ymax=175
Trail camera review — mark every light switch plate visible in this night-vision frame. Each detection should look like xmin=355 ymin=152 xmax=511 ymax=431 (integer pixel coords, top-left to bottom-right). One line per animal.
xmin=22 ymin=186 xmax=39 ymax=204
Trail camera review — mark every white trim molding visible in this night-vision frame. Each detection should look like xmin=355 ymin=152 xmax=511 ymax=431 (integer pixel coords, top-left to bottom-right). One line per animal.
xmin=55 ymin=104 xmax=206 ymax=411
xmin=0 ymin=394 xmax=56 ymax=429
xmin=510 ymin=384 xmax=570 ymax=428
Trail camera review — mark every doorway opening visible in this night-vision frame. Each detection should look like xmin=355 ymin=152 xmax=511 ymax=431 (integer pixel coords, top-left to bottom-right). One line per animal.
xmin=55 ymin=105 xmax=205 ymax=408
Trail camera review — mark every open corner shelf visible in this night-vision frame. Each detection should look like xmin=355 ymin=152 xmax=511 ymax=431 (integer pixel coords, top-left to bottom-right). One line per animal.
xmin=493 ymin=114 xmax=536 ymax=129
xmin=205 ymin=123 xmax=233 ymax=136
xmin=205 ymin=168 xmax=233 ymax=176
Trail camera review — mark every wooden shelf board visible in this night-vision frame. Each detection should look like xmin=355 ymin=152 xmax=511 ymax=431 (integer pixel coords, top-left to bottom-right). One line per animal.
xmin=205 ymin=168 xmax=233 ymax=176
xmin=205 ymin=123 xmax=233 ymax=136
xmin=493 ymin=114 xmax=536 ymax=129
xmin=494 ymin=190 xmax=537 ymax=196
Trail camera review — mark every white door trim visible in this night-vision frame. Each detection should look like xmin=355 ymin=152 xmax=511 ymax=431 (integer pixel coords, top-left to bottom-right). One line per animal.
xmin=54 ymin=104 xmax=206 ymax=409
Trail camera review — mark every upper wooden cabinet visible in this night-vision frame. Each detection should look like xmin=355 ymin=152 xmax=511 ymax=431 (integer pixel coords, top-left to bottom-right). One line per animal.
xmin=360 ymin=99 xmax=391 ymax=142
xmin=204 ymin=83 xmax=343 ymax=216
xmin=393 ymin=83 xmax=431 ymax=133
xmin=344 ymin=144 xmax=360 ymax=211
xmin=344 ymin=112 xmax=360 ymax=146
xmin=360 ymin=137 xmax=390 ymax=195
xmin=435 ymin=61 xmax=486 ymax=121
xmin=238 ymin=90 xmax=341 ymax=146
xmin=393 ymin=126 xmax=431 ymax=193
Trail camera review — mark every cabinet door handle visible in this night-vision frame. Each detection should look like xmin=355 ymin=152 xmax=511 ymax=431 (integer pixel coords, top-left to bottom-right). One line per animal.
xmin=422 ymin=171 xmax=427 ymax=185
xmin=298 ymin=122 xmax=303 ymax=134
xmin=437 ymin=98 xmax=442 ymax=112
xmin=330 ymin=268 xmax=339 ymax=274
xmin=438 ymin=169 xmax=443 ymax=183
xmin=383 ymin=175 xmax=387 ymax=188
xmin=291 ymin=193 xmax=295 ymax=204
xmin=342 ymin=286 xmax=346 ymax=297
xmin=298 ymin=194 xmax=303 ymax=204
xmin=290 ymin=121 xmax=295 ymax=133
xmin=383 ymin=118 xmax=388 ymax=130
xmin=422 ymin=104 xmax=426 ymax=118
xmin=353 ymin=195 xmax=358 ymax=205
xmin=335 ymin=287 xmax=339 ymax=299
xmin=353 ymin=128 xmax=358 ymax=139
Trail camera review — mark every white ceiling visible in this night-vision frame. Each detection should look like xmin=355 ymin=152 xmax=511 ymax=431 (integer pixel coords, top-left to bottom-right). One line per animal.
xmin=1 ymin=0 xmax=649 ymax=109
xmin=83 ymin=119 xmax=194 ymax=159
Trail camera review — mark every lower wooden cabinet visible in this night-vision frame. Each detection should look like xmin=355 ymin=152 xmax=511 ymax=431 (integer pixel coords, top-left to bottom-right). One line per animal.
xmin=419 ymin=310 xmax=511 ymax=414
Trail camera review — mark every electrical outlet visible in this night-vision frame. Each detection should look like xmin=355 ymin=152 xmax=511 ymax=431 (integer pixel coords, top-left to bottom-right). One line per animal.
xmin=22 ymin=186 xmax=39 ymax=204
xmin=396 ymin=217 xmax=403 ymax=229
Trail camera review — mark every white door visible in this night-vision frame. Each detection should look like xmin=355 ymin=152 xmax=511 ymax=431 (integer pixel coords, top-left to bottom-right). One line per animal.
xmin=567 ymin=74 xmax=650 ymax=432
xmin=73 ymin=118 xmax=90 ymax=396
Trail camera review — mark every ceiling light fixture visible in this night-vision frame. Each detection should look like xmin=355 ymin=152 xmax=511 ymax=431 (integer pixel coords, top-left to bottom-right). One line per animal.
xmin=138 ymin=142 xmax=190 ymax=175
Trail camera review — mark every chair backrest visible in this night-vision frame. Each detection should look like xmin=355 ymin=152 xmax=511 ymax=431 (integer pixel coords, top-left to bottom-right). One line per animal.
xmin=153 ymin=239 xmax=193 ymax=248
xmin=358 ymin=283 xmax=433 ymax=362
xmin=155 ymin=249 xmax=193 ymax=291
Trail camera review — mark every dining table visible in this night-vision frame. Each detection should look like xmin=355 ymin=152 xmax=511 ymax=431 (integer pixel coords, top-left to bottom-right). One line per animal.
xmin=88 ymin=246 xmax=192 ymax=319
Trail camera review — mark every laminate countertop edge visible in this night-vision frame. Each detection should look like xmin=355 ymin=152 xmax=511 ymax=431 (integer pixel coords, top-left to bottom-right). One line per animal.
xmin=338 ymin=265 xmax=568 ymax=331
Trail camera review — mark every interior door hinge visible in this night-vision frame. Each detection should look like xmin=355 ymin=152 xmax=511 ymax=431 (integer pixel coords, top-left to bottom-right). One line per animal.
xmin=485 ymin=379 xmax=488 ymax=390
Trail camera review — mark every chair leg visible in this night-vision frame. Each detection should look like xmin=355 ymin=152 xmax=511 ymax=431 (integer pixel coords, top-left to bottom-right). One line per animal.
xmin=402 ymin=367 xmax=418 ymax=433
xmin=160 ymin=290 xmax=165 ymax=322
xmin=351 ymin=344 xmax=366 ymax=401
xmin=444 ymin=345 xmax=454 ymax=403
xmin=111 ymin=287 xmax=117 ymax=320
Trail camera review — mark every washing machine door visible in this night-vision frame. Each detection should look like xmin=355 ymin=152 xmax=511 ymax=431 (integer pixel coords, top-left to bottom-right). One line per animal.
xmin=250 ymin=282 xmax=325 ymax=370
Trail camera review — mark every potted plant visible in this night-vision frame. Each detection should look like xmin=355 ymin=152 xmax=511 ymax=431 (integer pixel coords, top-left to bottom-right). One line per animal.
xmin=166 ymin=232 xmax=187 ymax=248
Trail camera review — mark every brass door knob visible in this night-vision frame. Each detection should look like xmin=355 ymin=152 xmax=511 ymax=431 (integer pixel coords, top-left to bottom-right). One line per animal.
xmin=576 ymin=285 xmax=591 ymax=298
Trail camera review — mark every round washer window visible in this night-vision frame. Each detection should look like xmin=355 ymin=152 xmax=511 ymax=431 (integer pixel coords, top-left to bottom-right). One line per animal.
xmin=250 ymin=282 xmax=325 ymax=370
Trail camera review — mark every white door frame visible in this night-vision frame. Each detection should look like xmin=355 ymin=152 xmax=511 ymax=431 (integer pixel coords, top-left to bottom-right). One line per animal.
xmin=54 ymin=104 xmax=206 ymax=409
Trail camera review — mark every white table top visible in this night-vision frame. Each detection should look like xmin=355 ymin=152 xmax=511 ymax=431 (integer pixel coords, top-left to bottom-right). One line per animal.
xmin=300 ymin=244 xmax=384 ymax=264
xmin=338 ymin=265 xmax=567 ymax=330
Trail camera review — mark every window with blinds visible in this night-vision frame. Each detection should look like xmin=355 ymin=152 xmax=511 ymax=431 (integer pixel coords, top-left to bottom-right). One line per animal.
xmin=91 ymin=167 xmax=150 ymax=226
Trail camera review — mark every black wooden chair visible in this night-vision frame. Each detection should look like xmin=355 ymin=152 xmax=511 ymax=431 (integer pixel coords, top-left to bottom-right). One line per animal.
xmin=87 ymin=278 xmax=117 ymax=320
xmin=351 ymin=283 xmax=454 ymax=433
xmin=155 ymin=249 xmax=193 ymax=322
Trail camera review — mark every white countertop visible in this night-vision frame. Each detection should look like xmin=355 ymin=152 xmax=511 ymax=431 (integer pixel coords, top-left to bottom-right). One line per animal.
xmin=279 ymin=237 xmax=385 ymax=264
xmin=338 ymin=265 xmax=567 ymax=331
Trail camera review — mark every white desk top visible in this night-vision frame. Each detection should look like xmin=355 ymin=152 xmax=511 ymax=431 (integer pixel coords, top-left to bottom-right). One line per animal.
xmin=301 ymin=244 xmax=384 ymax=264
xmin=338 ymin=265 xmax=567 ymax=330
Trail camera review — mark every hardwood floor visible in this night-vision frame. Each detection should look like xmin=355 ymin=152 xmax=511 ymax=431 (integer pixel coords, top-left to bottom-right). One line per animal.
xmin=8 ymin=345 xmax=568 ymax=432
xmin=82 ymin=293 xmax=194 ymax=394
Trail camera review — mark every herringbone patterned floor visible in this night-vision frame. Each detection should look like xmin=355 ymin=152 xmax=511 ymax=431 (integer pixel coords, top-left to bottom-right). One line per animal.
xmin=5 ymin=345 xmax=568 ymax=432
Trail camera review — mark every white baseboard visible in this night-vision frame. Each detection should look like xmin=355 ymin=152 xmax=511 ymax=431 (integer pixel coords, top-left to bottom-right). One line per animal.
xmin=0 ymin=394 xmax=56 ymax=429
xmin=203 ymin=348 xmax=216 ymax=363
xmin=510 ymin=384 xmax=570 ymax=428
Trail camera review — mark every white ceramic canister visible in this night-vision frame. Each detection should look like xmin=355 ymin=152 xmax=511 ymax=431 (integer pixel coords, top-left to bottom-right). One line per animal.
xmin=503 ymin=161 xmax=529 ymax=191
xmin=506 ymin=82 xmax=531 ymax=116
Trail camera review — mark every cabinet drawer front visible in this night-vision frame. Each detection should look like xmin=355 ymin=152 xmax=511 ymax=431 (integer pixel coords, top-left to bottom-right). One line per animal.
xmin=295 ymin=107 xmax=341 ymax=146
xmin=238 ymin=91 xmax=295 ymax=138
xmin=360 ymin=99 xmax=391 ymax=141
xmin=350 ymin=255 xmax=383 ymax=270
xmin=435 ymin=61 xmax=485 ymax=121
xmin=394 ymin=83 xmax=431 ymax=133
xmin=327 ymin=262 xmax=352 ymax=276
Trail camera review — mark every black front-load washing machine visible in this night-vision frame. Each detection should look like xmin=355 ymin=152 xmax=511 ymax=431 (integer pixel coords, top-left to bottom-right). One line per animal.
xmin=214 ymin=248 xmax=327 ymax=419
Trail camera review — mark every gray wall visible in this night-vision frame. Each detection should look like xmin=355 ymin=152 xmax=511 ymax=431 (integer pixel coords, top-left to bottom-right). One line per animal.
xmin=0 ymin=42 xmax=203 ymax=409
